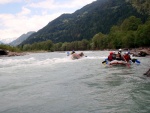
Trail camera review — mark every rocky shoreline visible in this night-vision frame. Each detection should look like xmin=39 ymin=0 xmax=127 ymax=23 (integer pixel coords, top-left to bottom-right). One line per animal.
xmin=0 ymin=47 xmax=150 ymax=57
xmin=0 ymin=49 xmax=26 ymax=57
xmin=129 ymin=47 xmax=150 ymax=57
xmin=7 ymin=51 xmax=27 ymax=57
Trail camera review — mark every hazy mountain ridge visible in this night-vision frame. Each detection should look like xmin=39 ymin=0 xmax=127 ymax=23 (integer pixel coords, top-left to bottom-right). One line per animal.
xmin=20 ymin=0 xmax=148 ymax=45
xmin=0 ymin=41 xmax=3 ymax=44
xmin=10 ymin=31 xmax=35 ymax=46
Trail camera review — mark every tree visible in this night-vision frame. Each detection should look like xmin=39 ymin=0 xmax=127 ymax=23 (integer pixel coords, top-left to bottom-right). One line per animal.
xmin=22 ymin=44 xmax=31 ymax=51
xmin=61 ymin=42 xmax=68 ymax=51
xmin=92 ymin=32 xmax=106 ymax=50
xmin=78 ymin=39 xmax=89 ymax=50
xmin=122 ymin=31 xmax=136 ymax=48
xmin=136 ymin=21 xmax=150 ymax=46
xmin=121 ymin=16 xmax=142 ymax=31
xmin=54 ymin=42 xmax=63 ymax=51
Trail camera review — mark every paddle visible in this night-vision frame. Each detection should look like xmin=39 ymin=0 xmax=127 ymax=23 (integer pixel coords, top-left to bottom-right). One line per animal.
xmin=102 ymin=58 xmax=108 ymax=64
xmin=102 ymin=60 xmax=106 ymax=64
xmin=131 ymin=59 xmax=140 ymax=64
xmin=125 ymin=60 xmax=130 ymax=68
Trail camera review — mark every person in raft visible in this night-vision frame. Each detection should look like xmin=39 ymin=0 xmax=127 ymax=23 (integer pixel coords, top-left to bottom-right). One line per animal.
xmin=71 ymin=50 xmax=75 ymax=54
xmin=108 ymin=51 xmax=116 ymax=61
xmin=108 ymin=52 xmax=113 ymax=61
xmin=108 ymin=49 xmax=128 ymax=61
xmin=115 ymin=49 xmax=124 ymax=61
xmin=123 ymin=51 xmax=131 ymax=62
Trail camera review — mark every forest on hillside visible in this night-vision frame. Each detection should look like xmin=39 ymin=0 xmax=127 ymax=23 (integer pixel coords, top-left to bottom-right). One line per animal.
xmin=20 ymin=0 xmax=147 ymax=45
xmin=17 ymin=16 xmax=150 ymax=51
xmin=129 ymin=0 xmax=150 ymax=15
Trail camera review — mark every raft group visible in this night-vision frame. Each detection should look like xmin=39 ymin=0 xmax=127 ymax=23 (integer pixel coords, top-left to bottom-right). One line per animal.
xmin=103 ymin=49 xmax=140 ymax=66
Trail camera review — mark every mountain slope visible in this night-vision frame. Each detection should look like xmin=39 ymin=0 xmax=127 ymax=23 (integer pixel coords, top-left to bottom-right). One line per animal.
xmin=129 ymin=0 xmax=150 ymax=15
xmin=0 ymin=41 xmax=3 ymax=44
xmin=10 ymin=31 xmax=35 ymax=46
xmin=21 ymin=0 xmax=148 ymax=45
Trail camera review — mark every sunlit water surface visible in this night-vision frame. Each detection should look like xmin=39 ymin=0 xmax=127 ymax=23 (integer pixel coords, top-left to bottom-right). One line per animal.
xmin=0 ymin=51 xmax=150 ymax=113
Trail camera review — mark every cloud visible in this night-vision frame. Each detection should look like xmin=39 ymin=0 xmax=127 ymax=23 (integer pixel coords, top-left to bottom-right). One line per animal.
xmin=29 ymin=0 xmax=95 ymax=11
xmin=0 ymin=0 xmax=21 ymax=4
xmin=0 ymin=0 xmax=95 ymax=43
xmin=29 ymin=0 xmax=55 ymax=9
xmin=0 ymin=2 xmax=62 ymax=43
xmin=0 ymin=11 xmax=61 ymax=42
xmin=17 ymin=7 xmax=31 ymax=16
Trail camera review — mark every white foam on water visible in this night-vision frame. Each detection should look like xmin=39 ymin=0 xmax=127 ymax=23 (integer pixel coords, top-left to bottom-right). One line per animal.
xmin=34 ymin=57 xmax=74 ymax=66
xmin=0 ymin=57 xmax=36 ymax=68
xmin=84 ymin=56 xmax=106 ymax=60
xmin=0 ymin=51 xmax=108 ymax=70
xmin=0 ymin=56 xmax=76 ymax=69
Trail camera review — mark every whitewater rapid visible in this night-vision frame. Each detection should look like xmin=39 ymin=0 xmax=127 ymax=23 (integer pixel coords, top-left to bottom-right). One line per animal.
xmin=0 ymin=51 xmax=150 ymax=113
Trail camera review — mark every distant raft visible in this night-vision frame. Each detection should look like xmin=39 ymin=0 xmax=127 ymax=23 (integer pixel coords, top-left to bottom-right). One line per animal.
xmin=71 ymin=52 xmax=84 ymax=60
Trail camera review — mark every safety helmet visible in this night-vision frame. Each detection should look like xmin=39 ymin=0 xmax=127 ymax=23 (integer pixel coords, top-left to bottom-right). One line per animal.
xmin=110 ymin=52 xmax=113 ymax=55
xmin=119 ymin=49 xmax=122 ymax=52
xmin=125 ymin=51 xmax=130 ymax=54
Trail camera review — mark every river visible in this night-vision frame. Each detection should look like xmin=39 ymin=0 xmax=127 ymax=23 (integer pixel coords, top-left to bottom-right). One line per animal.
xmin=0 ymin=51 xmax=150 ymax=113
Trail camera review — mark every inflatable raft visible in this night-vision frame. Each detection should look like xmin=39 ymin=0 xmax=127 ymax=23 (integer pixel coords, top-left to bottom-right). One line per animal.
xmin=71 ymin=52 xmax=84 ymax=60
xmin=108 ymin=60 xmax=128 ymax=66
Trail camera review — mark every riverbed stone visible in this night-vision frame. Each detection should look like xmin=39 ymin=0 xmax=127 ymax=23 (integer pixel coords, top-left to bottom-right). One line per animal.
xmin=0 ymin=49 xmax=8 ymax=55
xmin=144 ymin=69 xmax=150 ymax=77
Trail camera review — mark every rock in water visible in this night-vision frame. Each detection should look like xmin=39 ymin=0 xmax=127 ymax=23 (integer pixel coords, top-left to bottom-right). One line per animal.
xmin=144 ymin=69 xmax=150 ymax=77
xmin=0 ymin=49 xmax=8 ymax=55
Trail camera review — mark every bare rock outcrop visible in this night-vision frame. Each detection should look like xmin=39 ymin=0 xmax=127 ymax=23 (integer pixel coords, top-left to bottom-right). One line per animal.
xmin=7 ymin=52 xmax=26 ymax=57
xmin=130 ymin=48 xmax=150 ymax=57
xmin=0 ymin=49 xmax=26 ymax=57
xmin=0 ymin=49 xmax=8 ymax=55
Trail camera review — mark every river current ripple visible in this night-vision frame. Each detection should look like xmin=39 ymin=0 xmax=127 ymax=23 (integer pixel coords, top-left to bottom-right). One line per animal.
xmin=0 ymin=51 xmax=150 ymax=113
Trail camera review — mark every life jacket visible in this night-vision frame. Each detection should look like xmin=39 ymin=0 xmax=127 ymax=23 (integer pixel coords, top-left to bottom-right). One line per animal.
xmin=112 ymin=54 xmax=116 ymax=60
xmin=116 ymin=53 xmax=123 ymax=60
xmin=124 ymin=54 xmax=131 ymax=62
xmin=108 ymin=55 xmax=113 ymax=61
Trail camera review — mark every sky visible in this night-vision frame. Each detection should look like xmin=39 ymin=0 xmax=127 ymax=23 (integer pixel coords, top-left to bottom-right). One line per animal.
xmin=0 ymin=0 xmax=96 ymax=43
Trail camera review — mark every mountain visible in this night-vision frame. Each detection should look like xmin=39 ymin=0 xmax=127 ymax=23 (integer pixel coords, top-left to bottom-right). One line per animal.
xmin=128 ymin=0 xmax=150 ymax=15
xmin=10 ymin=31 xmax=35 ymax=46
xmin=20 ymin=0 xmax=148 ymax=45
xmin=0 ymin=41 xmax=3 ymax=44
xmin=0 ymin=38 xmax=15 ymax=44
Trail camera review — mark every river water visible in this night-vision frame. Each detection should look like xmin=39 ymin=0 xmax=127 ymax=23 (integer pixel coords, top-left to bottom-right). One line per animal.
xmin=0 ymin=51 xmax=150 ymax=113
